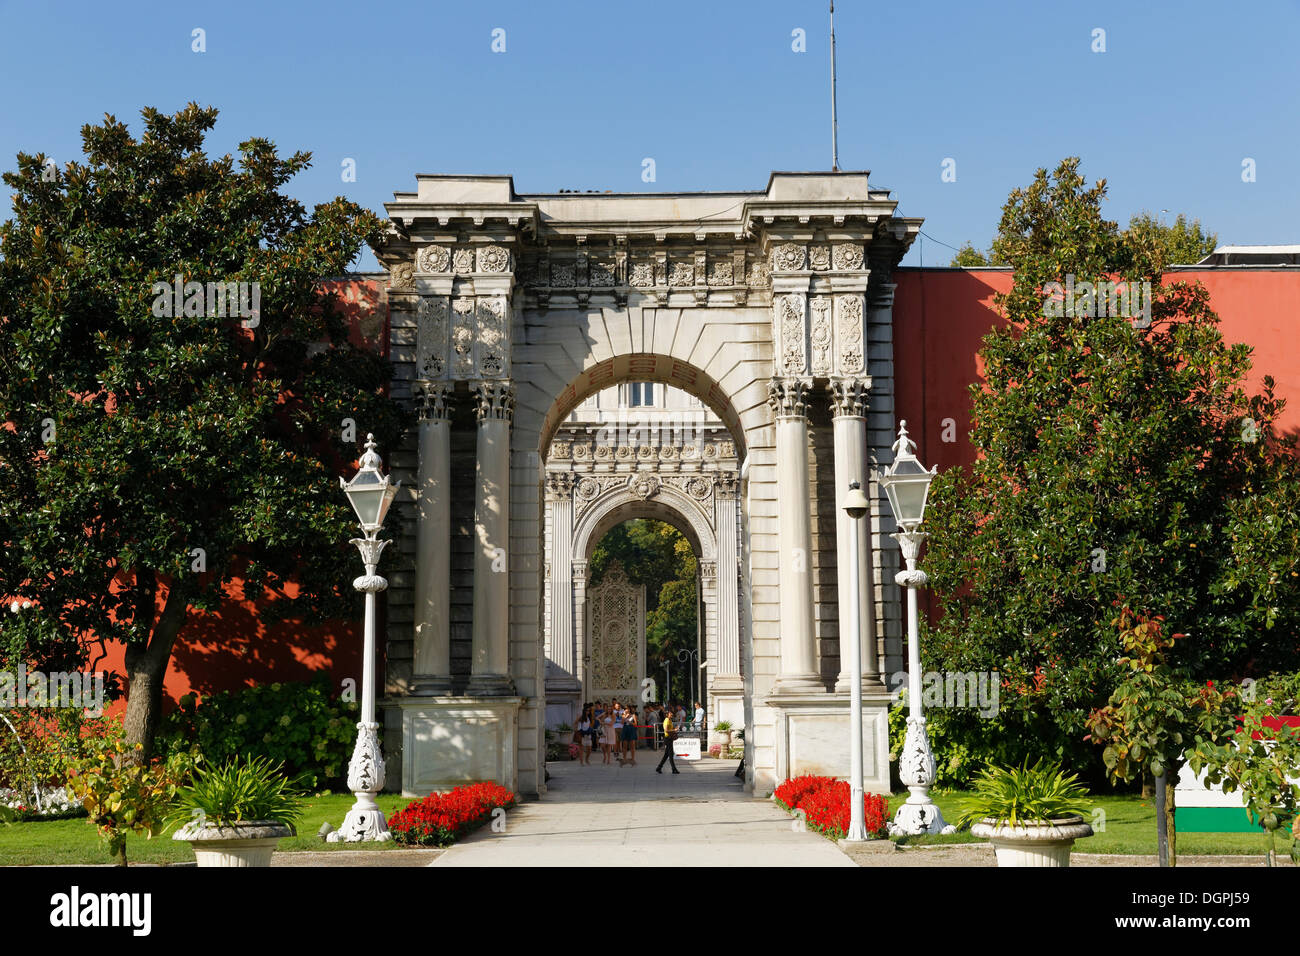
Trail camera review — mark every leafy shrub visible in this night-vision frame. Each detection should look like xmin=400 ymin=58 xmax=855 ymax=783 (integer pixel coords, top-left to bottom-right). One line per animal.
xmin=956 ymin=760 xmax=1092 ymax=828
xmin=388 ymin=783 xmax=516 ymax=847
xmin=167 ymin=755 xmax=306 ymax=831
xmin=0 ymin=708 xmax=116 ymax=818
xmin=156 ymin=675 xmax=357 ymax=788
xmin=65 ymin=726 xmax=191 ymax=865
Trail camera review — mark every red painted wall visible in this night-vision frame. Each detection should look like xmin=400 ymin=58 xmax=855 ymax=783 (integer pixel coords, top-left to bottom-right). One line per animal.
xmin=893 ymin=268 xmax=1300 ymax=467
xmin=69 ymin=269 xmax=1300 ymax=710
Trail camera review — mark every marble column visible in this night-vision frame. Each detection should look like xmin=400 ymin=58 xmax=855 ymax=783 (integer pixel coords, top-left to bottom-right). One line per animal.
xmin=411 ymin=383 xmax=453 ymax=695
xmin=769 ymin=378 xmax=822 ymax=693
xmin=712 ymin=475 xmax=743 ymax=695
xmin=546 ymin=473 xmax=580 ymax=688
xmin=830 ymin=378 xmax=882 ymax=690
xmin=467 ymin=381 xmax=515 ymax=696
xmin=572 ymin=560 xmax=589 ymax=700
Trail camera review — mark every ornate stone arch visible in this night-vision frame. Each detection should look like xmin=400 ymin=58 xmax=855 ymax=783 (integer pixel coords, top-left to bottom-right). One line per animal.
xmin=572 ymin=477 xmax=717 ymax=565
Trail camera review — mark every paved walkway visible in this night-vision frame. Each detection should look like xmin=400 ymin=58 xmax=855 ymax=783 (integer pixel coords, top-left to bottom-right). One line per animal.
xmin=432 ymin=752 xmax=854 ymax=867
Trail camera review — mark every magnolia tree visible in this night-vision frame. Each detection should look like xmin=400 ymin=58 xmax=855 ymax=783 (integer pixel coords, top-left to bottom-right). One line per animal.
xmin=0 ymin=104 xmax=407 ymax=759
xmin=921 ymin=157 xmax=1300 ymax=777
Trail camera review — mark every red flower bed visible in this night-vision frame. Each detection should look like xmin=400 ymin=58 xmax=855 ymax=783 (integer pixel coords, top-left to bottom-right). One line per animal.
xmin=774 ymin=775 xmax=890 ymax=840
xmin=388 ymin=782 xmax=517 ymax=847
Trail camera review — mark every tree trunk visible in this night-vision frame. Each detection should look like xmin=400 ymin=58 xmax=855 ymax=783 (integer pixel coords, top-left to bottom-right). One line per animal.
xmin=1141 ymin=770 xmax=1153 ymax=799
xmin=122 ymin=580 xmax=190 ymax=763
xmin=1154 ymin=770 xmax=1169 ymax=866
xmin=1165 ymin=776 xmax=1177 ymax=867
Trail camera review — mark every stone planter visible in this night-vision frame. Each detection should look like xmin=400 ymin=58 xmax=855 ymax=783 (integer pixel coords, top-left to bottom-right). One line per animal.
xmin=173 ymin=820 xmax=294 ymax=867
xmin=969 ymin=815 xmax=1092 ymax=867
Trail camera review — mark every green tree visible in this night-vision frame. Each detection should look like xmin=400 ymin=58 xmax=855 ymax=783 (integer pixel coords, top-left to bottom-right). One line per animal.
xmin=1126 ymin=211 xmax=1218 ymax=268
xmin=0 ymin=104 xmax=406 ymax=760
xmin=921 ymin=157 xmax=1300 ymax=777
xmin=949 ymin=241 xmax=1003 ymax=267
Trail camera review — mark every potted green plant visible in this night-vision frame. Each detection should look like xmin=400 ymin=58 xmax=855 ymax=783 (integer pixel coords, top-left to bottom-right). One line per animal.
xmin=169 ymin=756 xmax=306 ymax=867
xmin=959 ymin=761 xmax=1093 ymax=867
xmin=713 ymin=720 xmax=734 ymax=752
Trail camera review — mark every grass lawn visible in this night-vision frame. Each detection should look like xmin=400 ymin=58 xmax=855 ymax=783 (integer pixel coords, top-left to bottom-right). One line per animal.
xmin=0 ymin=793 xmax=416 ymax=866
xmin=889 ymin=790 xmax=1285 ymax=857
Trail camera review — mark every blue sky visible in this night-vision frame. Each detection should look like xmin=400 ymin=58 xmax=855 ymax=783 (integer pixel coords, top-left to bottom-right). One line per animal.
xmin=2 ymin=0 xmax=1297 ymax=268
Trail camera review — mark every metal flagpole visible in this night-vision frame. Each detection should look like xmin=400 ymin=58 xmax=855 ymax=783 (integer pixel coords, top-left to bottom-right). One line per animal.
xmin=830 ymin=1 xmax=839 ymax=171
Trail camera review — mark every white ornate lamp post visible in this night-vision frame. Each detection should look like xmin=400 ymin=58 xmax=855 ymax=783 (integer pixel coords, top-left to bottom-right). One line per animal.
xmin=329 ymin=434 xmax=399 ymax=843
xmin=879 ymin=421 xmax=953 ymax=836
xmin=842 ymin=479 xmax=871 ymax=842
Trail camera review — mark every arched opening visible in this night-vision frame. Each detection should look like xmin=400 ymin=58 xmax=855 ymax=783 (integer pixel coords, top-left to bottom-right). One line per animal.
xmin=536 ymin=359 xmax=749 ymax=782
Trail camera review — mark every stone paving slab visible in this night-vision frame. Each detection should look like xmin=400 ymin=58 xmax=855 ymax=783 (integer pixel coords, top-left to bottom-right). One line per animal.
xmin=432 ymin=754 xmax=855 ymax=867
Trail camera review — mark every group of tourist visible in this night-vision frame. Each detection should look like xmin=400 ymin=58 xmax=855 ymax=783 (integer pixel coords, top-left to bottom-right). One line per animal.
xmin=571 ymin=699 xmax=706 ymax=768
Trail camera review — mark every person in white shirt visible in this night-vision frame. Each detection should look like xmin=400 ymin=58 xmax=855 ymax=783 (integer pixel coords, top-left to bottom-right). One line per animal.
xmin=693 ymin=701 xmax=705 ymax=731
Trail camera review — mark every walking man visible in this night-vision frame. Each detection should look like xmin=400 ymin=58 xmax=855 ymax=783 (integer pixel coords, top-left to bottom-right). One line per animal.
xmin=656 ymin=708 xmax=679 ymax=774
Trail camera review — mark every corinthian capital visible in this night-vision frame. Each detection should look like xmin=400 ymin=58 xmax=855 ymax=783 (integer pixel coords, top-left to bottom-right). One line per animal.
xmin=473 ymin=381 xmax=515 ymax=423
xmin=416 ymin=382 xmax=454 ymax=422
xmin=767 ymin=378 xmax=812 ymax=420
xmin=828 ymin=377 xmax=871 ymax=419
xmin=545 ymin=472 xmax=575 ymax=501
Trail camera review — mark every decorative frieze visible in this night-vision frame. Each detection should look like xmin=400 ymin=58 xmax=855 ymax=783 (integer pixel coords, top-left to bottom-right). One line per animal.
xmin=452 ymin=248 xmax=475 ymax=275
xmin=390 ymin=261 xmax=414 ymax=289
xmin=416 ymin=296 xmax=450 ymax=379
xmin=777 ymin=293 xmax=807 ymax=376
xmin=451 ymin=298 xmax=476 ymax=378
xmin=809 ymin=245 xmax=831 ymax=271
xmin=836 ymin=294 xmax=866 ymax=375
xmin=810 ymin=296 xmax=832 ymax=376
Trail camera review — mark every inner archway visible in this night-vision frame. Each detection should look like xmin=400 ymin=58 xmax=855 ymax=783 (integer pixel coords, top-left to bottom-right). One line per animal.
xmin=539 ymin=374 xmax=745 ymax=745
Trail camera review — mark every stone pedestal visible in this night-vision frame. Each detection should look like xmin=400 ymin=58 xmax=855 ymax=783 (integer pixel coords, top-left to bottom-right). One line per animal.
xmin=765 ymin=692 xmax=892 ymax=794
xmin=398 ymin=697 xmax=523 ymax=796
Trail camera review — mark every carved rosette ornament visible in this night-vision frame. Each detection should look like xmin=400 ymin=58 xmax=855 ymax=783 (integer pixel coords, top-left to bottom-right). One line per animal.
xmin=575 ymin=476 xmax=601 ymax=502
xmin=477 ymin=244 xmax=511 ymax=273
xmin=416 ymin=296 xmax=450 ymax=379
xmin=833 ymin=242 xmax=865 ymax=271
xmin=778 ymin=294 xmax=807 ymax=375
xmin=772 ymin=243 xmax=806 ymax=272
xmin=473 ymin=381 xmax=515 ymax=422
xmin=829 ymin=377 xmax=870 ymax=419
xmin=767 ymin=378 xmax=811 ymax=420
xmin=684 ymin=476 xmax=712 ymax=501
xmin=417 ymin=245 xmax=451 ymax=274
xmin=389 ymin=261 xmax=414 ymax=289
xmin=836 ymin=295 xmax=865 ymax=375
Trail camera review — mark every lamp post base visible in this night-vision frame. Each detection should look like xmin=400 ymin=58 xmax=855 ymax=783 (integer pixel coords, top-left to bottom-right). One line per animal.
xmin=888 ymin=716 xmax=957 ymax=836
xmin=328 ymin=799 xmax=392 ymax=843
xmin=327 ymin=721 xmax=392 ymax=843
